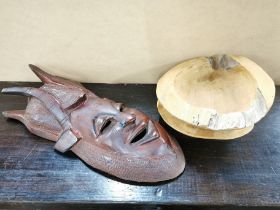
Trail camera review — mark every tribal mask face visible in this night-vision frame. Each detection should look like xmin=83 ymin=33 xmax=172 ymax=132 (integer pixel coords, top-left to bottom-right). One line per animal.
xmin=2 ymin=65 xmax=185 ymax=182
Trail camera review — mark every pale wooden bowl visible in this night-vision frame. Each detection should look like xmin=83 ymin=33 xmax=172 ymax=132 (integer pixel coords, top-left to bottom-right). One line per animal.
xmin=156 ymin=55 xmax=275 ymax=139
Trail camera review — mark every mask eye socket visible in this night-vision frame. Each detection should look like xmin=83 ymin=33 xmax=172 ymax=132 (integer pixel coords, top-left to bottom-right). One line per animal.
xmin=100 ymin=119 xmax=112 ymax=133
xmin=93 ymin=116 xmax=113 ymax=137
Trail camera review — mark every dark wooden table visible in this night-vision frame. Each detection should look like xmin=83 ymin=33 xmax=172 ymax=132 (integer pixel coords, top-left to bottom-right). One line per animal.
xmin=0 ymin=82 xmax=279 ymax=210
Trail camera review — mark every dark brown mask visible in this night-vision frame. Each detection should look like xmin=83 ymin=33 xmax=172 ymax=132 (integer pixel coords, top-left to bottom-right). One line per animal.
xmin=2 ymin=65 xmax=185 ymax=182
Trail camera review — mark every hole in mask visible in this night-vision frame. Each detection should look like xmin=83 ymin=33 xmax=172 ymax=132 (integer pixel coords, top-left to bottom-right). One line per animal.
xmin=119 ymin=105 xmax=124 ymax=112
xmin=66 ymin=94 xmax=87 ymax=110
xmin=115 ymin=103 xmax=124 ymax=112
xmin=130 ymin=128 xmax=147 ymax=144
xmin=93 ymin=117 xmax=114 ymax=136
xmin=100 ymin=119 xmax=112 ymax=133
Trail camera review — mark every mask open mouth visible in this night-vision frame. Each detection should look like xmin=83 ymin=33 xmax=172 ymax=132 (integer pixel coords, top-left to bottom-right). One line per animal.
xmin=127 ymin=120 xmax=159 ymax=146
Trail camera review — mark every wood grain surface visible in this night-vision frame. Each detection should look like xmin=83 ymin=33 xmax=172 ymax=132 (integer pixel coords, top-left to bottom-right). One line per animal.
xmin=0 ymin=82 xmax=279 ymax=210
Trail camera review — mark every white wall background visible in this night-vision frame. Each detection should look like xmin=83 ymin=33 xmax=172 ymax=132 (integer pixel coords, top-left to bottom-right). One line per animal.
xmin=0 ymin=0 xmax=279 ymax=84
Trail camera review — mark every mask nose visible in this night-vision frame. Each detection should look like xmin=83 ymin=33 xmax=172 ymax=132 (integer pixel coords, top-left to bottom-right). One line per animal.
xmin=118 ymin=113 xmax=136 ymax=127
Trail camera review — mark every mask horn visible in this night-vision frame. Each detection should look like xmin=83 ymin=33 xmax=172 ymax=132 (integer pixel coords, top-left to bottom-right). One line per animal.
xmin=2 ymin=87 xmax=71 ymax=130
xmin=29 ymin=64 xmax=85 ymax=89
xmin=2 ymin=110 xmax=25 ymax=123
xmin=29 ymin=64 xmax=98 ymax=99
xmin=1 ymin=86 xmax=81 ymax=152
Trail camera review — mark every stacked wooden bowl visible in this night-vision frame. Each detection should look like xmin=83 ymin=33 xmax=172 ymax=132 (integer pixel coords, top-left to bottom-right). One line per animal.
xmin=156 ymin=55 xmax=275 ymax=140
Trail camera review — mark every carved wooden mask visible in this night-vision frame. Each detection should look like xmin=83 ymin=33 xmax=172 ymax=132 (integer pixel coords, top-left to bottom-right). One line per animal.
xmin=2 ymin=65 xmax=185 ymax=182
